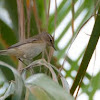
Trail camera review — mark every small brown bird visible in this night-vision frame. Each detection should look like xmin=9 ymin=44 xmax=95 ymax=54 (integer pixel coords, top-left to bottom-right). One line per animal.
xmin=0 ymin=32 xmax=55 ymax=61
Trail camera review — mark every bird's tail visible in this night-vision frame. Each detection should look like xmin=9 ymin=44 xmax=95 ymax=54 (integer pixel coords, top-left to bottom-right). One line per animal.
xmin=0 ymin=50 xmax=8 ymax=55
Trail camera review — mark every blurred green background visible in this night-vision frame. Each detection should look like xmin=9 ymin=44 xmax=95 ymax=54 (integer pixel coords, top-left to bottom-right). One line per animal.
xmin=0 ymin=0 xmax=100 ymax=99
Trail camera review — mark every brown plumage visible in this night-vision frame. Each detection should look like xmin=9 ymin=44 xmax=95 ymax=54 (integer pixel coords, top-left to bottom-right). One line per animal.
xmin=0 ymin=32 xmax=55 ymax=60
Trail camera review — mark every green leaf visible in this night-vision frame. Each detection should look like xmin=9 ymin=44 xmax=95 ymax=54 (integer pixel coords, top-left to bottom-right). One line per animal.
xmin=0 ymin=69 xmax=9 ymax=97
xmin=0 ymin=61 xmax=25 ymax=100
xmin=70 ymin=7 xmax=100 ymax=95
xmin=0 ymin=20 xmax=17 ymax=67
xmin=25 ymin=73 xmax=74 ymax=100
xmin=1 ymin=0 xmax=18 ymax=33
xmin=0 ymin=82 xmax=15 ymax=100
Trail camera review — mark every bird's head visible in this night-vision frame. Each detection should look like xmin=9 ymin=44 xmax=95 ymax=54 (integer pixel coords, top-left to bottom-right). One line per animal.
xmin=41 ymin=32 xmax=56 ymax=50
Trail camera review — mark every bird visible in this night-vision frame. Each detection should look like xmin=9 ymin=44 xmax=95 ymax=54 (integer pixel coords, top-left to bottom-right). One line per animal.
xmin=0 ymin=32 xmax=55 ymax=62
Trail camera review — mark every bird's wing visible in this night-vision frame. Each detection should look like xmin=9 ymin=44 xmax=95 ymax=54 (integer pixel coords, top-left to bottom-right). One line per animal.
xmin=8 ymin=37 xmax=38 ymax=49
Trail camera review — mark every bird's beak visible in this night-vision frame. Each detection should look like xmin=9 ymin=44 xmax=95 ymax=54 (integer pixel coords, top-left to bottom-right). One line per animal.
xmin=52 ymin=44 xmax=56 ymax=50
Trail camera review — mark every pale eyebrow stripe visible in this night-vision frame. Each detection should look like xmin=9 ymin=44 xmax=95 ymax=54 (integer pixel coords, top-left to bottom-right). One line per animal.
xmin=48 ymin=34 xmax=53 ymax=40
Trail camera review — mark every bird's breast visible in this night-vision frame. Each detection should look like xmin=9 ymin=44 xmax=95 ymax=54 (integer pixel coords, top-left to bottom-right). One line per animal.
xmin=18 ymin=42 xmax=46 ymax=59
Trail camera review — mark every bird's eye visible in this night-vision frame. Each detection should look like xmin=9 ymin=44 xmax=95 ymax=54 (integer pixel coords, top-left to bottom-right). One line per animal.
xmin=50 ymin=39 xmax=52 ymax=42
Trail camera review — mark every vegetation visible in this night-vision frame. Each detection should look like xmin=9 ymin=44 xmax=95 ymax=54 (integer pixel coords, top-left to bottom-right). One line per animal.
xmin=0 ymin=0 xmax=100 ymax=100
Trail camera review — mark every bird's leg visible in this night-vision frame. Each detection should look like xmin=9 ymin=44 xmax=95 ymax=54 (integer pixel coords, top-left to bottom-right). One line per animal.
xmin=18 ymin=58 xmax=28 ymax=66
xmin=45 ymin=49 xmax=49 ymax=61
xmin=39 ymin=51 xmax=45 ymax=72
xmin=19 ymin=58 xmax=34 ymax=74
xmin=42 ymin=50 xmax=45 ymax=59
xmin=44 ymin=49 xmax=50 ymax=74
